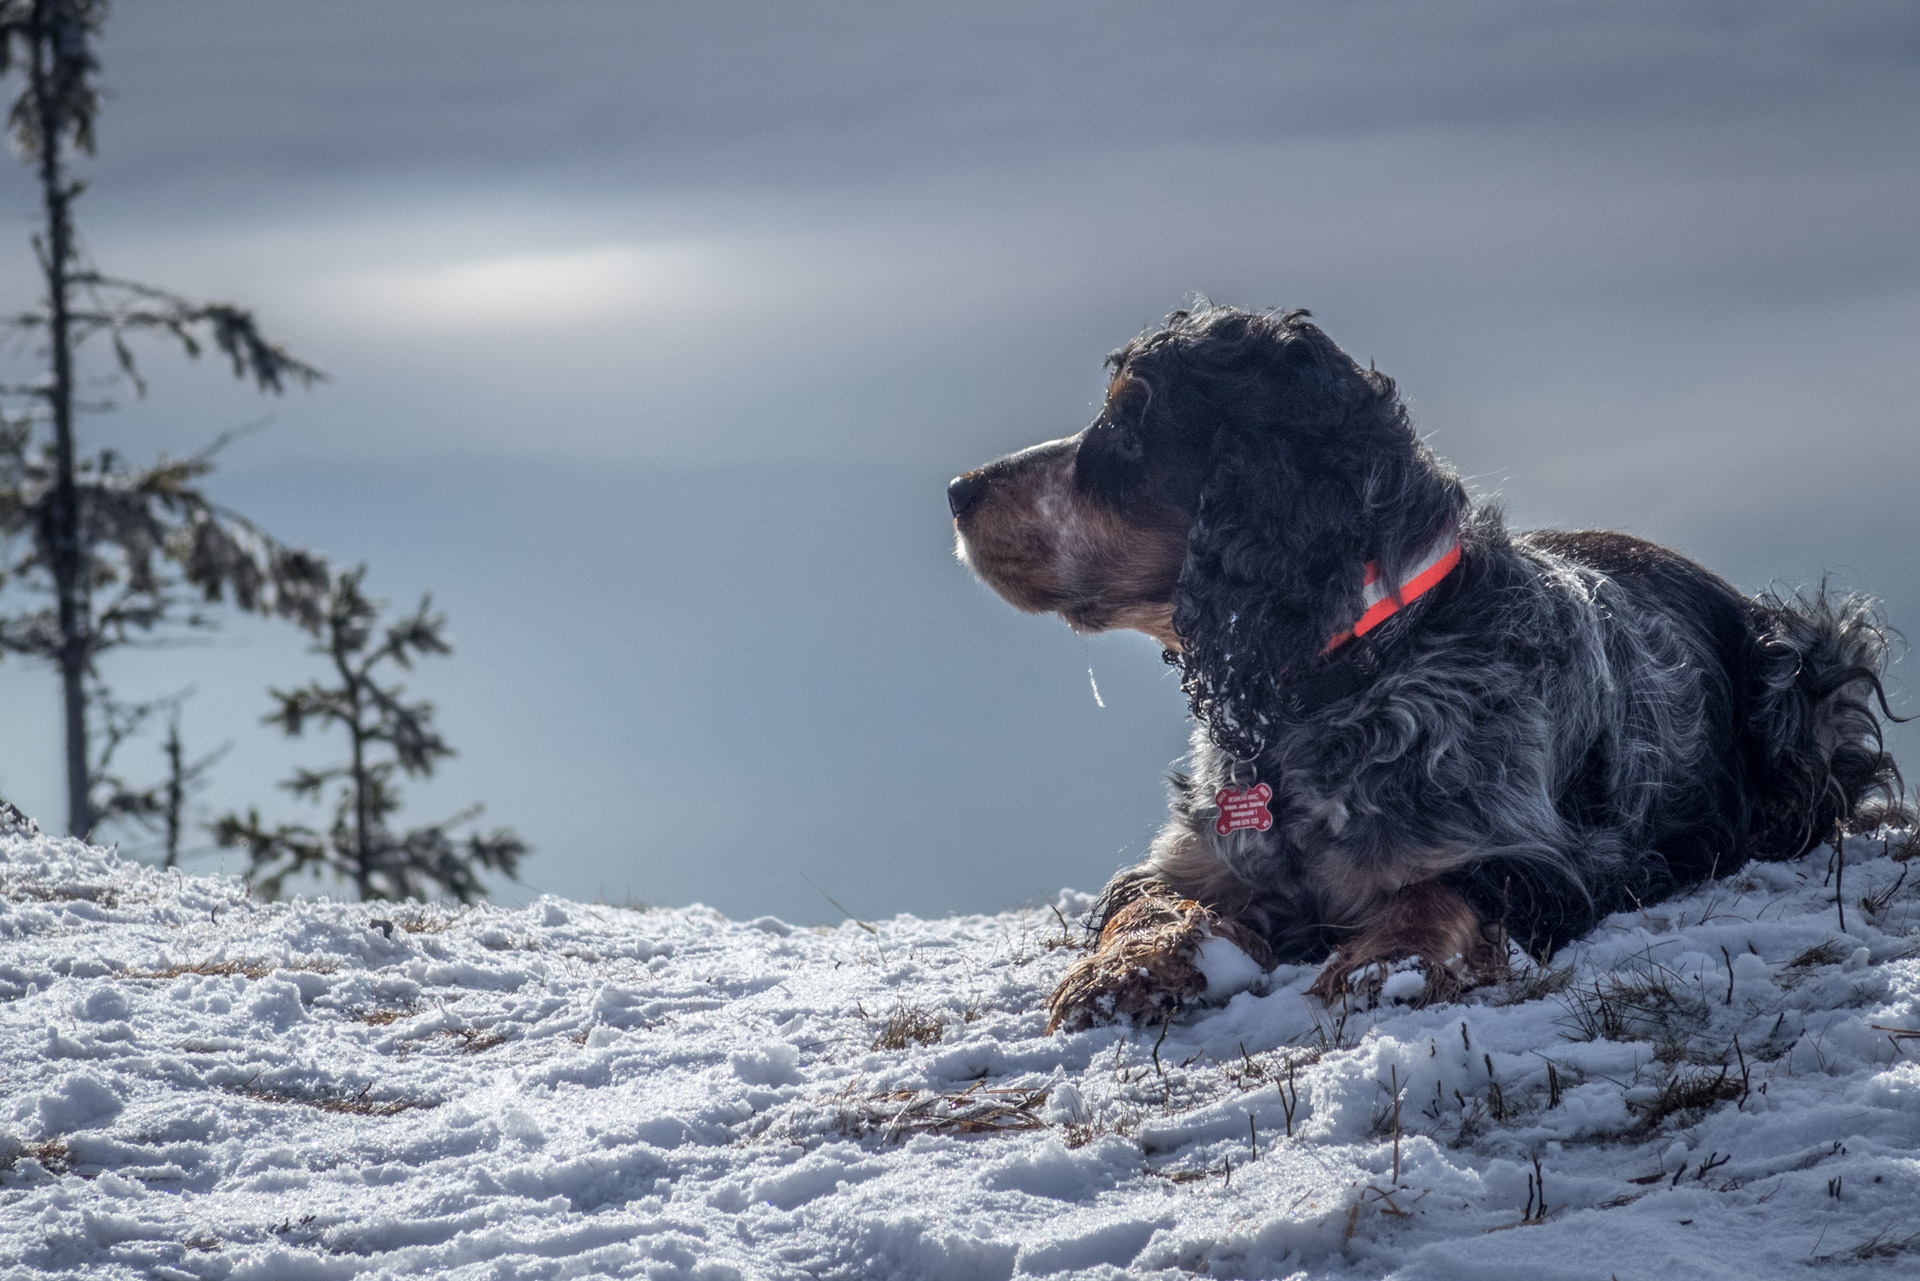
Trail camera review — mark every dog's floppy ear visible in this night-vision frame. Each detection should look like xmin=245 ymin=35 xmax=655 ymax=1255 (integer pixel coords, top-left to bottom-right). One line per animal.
xmin=1159 ymin=309 xmax=1464 ymax=756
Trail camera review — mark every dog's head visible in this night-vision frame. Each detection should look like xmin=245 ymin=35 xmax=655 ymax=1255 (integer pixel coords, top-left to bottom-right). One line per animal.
xmin=950 ymin=305 xmax=1466 ymax=754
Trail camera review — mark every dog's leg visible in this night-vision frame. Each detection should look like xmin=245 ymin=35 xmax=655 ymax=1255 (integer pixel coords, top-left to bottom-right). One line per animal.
xmin=1308 ymin=879 xmax=1504 ymax=1008
xmin=1045 ymin=889 xmax=1276 ymax=1034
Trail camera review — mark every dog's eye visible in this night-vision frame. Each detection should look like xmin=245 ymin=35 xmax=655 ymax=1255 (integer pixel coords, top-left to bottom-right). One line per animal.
xmin=1075 ymin=420 xmax=1152 ymax=507
xmin=1093 ymin=420 xmax=1143 ymax=462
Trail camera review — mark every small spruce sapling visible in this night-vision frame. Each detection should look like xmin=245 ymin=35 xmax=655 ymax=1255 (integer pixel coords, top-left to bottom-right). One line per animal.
xmin=214 ymin=568 xmax=526 ymax=902
xmin=91 ymin=688 xmax=229 ymax=867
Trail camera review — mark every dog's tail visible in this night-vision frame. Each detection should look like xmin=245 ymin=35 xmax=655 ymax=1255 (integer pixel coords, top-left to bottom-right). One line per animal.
xmin=1745 ymin=586 xmax=1909 ymax=858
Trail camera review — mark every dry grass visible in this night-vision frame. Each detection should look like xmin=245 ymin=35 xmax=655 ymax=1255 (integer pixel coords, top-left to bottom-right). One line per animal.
xmin=367 ymin=908 xmax=472 ymax=941
xmin=1554 ymin=969 xmax=1709 ymax=1045
xmin=3 ymin=881 xmax=118 ymax=909
xmin=591 ymin=893 xmax=653 ymax=913
xmin=354 ymin=1006 xmax=416 ymax=1026
xmin=1489 ymin=964 xmax=1577 ymax=1006
xmin=1811 ymin=1228 xmax=1920 ymax=1265
xmin=870 ymin=1003 xmax=946 ymax=1051
xmin=396 ymin=910 xmax=461 ymax=934
xmin=1885 ymin=828 xmax=1920 ymax=863
xmin=126 ymin=959 xmax=276 ymax=981
xmin=1060 ymin=1120 xmax=1132 ymax=1149
xmin=837 ymin=1084 xmax=1049 ymax=1141
xmin=1859 ymin=866 xmax=1910 ymax=918
xmin=225 ymin=1080 xmax=436 ymax=1117
xmin=1145 ymin=1162 xmax=1217 ymax=1184
xmin=125 ymin=957 xmax=339 ymax=981
xmin=444 ymin=1027 xmax=511 ymax=1054
xmin=1786 ymin=939 xmax=1847 ymax=969
xmin=1043 ymin=903 xmax=1082 ymax=951
xmin=356 ymin=1012 xmax=509 ymax=1052
xmin=1 ymin=1139 xmax=71 ymax=1175
xmin=1635 ymin=1064 xmax=1745 ymax=1129
xmin=1221 ymin=1044 xmax=1321 ymax=1091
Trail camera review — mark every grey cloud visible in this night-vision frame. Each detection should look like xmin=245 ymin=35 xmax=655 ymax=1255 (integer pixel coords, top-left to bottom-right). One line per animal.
xmin=96 ymin=1 xmax=1920 ymax=202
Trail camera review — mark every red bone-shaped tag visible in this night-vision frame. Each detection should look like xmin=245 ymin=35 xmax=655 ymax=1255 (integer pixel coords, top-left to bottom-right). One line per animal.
xmin=1214 ymin=783 xmax=1274 ymax=835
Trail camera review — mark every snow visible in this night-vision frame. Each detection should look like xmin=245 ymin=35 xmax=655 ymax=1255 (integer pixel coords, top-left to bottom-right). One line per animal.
xmin=1375 ymin=967 xmax=1428 ymax=1007
xmin=1193 ymin=936 xmax=1266 ymax=1003
xmin=3 ymin=816 xmax=1920 ymax=1279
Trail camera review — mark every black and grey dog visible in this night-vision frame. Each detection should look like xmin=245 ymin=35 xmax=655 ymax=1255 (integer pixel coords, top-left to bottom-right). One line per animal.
xmin=949 ymin=305 xmax=1904 ymax=1030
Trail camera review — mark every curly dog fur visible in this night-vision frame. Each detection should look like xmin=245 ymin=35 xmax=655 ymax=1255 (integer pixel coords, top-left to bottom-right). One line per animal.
xmin=950 ymin=304 xmax=1905 ymax=1029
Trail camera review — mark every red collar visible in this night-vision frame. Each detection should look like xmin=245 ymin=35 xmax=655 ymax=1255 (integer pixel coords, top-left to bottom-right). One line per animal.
xmin=1324 ymin=527 xmax=1462 ymax=653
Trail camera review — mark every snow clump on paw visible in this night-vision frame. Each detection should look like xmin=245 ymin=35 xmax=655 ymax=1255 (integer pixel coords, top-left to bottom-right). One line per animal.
xmin=1377 ymin=962 xmax=1429 ymax=1004
xmin=1193 ymin=933 xmax=1265 ymax=1002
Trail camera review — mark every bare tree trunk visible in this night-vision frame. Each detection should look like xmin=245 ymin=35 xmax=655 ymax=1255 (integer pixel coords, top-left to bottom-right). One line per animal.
xmin=29 ymin=0 xmax=92 ymax=839
xmin=334 ymin=640 xmax=373 ymax=900
xmin=162 ymin=714 xmax=183 ymax=868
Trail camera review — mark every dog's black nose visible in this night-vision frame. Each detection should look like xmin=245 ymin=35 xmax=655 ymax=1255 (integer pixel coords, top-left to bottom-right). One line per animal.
xmin=948 ymin=473 xmax=988 ymax=520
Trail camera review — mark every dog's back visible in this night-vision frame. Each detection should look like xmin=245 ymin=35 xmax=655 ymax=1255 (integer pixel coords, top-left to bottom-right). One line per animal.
xmin=1527 ymin=528 xmax=1900 ymax=878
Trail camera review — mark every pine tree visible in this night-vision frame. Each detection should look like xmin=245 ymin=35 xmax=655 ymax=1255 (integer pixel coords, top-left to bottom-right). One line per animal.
xmin=93 ymin=694 xmax=227 ymax=867
xmin=0 ymin=0 xmax=328 ymax=837
xmin=213 ymin=568 xmax=527 ymax=902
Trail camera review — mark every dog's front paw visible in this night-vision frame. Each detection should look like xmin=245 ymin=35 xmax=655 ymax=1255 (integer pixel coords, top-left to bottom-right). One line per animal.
xmin=1306 ymin=879 xmax=1505 ymax=1010
xmin=1308 ymin=949 xmax=1482 ymax=1009
xmin=1045 ymin=896 xmax=1273 ymax=1034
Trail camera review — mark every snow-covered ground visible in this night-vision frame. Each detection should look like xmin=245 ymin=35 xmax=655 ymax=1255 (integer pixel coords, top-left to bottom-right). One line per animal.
xmin=4 ymin=816 xmax=1919 ymax=1281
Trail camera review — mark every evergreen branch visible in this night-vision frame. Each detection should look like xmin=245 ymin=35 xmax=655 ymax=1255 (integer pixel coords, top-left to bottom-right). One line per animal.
xmin=0 ymin=0 xmax=104 ymax=159
xmin=210 ymin=808 xmax=328 ymax=901
xmin=235 ymin=564 xmax=527 ymax=902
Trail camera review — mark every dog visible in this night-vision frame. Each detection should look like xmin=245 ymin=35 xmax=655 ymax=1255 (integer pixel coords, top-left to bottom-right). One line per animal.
xmin=949 ymin=304 xmax=1904 ymax=1032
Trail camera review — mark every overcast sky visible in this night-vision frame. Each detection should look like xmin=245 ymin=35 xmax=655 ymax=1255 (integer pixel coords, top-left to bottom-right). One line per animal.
xmin=1 ymin=1 xmax=1916 ymax=919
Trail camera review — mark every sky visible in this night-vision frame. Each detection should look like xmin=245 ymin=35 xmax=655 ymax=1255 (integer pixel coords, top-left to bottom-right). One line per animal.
xmin=0 ymin=0 xmax=1916 ymax=920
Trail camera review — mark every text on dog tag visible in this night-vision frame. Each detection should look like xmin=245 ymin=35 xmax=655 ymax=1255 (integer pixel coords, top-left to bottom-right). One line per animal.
xmin=1214 ymin=783 xmax=1274 ymax=835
